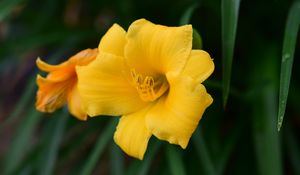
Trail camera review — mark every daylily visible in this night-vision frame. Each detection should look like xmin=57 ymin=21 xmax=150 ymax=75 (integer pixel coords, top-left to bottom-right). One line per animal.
xmin=77 ymin=19 xmax=214 ymax=159
xmin=36 ymin=48 xmax=97 ymax=120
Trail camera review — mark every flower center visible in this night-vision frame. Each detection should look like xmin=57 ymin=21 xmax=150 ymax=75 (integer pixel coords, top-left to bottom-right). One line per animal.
xmin=131 ymin=69 xmax=169 ymax=102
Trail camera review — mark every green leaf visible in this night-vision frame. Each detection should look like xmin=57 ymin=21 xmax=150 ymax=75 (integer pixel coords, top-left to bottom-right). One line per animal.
xmin=3 ymin=108 xmax=42 ymax=175
xmin=136 ymin=140 xmax=161 ymax=175
xmin=252 ymin=46 xmax=282 ymax=175
xmin=126 ymin=140 xmax=161 ymax=175
xmin=215 ymin=121 xmax=244 ymax=175
xmin=0 ymin=0 xmax=25 ymax=21
xmin=252 ymin=88 xmax=282 ymax=175
xmin=192 ymin=29 xmax=203 ymax=50
xmin=221 ymin=0 xmax=241 ymax=107
xmin=110 ymin=143 xmax=124 ymax=175
xmin=192 ymin=127 xmax=216 ymax=175
xmin=79 ymin=118 xmax=118 ymax=175
xmin=17 ymin=165 xmax=33 ymax=175
xmin=0 ymin=78 xmax=35 ymax=130
xmin=253 ymin=87 xmax=282 ymax=175
xmin=277 ymin=1 xmax=300 ymax=131
xmin=179 ymin=3 xmax=199 ymax=25
xmin=179 ymin=3 xmax=202 ymax=50
xmin=38 ymin=112 xmax=68 ymax=175
xmin=166 ymin=145 xmax=186 ymax=175
xmin=285 ymin=123 xmax=300 ymax=175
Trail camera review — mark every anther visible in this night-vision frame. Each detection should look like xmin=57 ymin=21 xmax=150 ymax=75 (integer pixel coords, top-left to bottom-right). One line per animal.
xmin=130 ymin=69 xmax=158 ymax=101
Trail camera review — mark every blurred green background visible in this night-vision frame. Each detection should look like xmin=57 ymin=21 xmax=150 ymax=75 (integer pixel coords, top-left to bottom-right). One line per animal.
xmin=0 ymin=0 xmax=299 ymax=174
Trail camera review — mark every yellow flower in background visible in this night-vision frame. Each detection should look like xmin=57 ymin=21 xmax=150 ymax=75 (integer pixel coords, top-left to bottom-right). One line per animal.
xmin=77 ymin=19 xmax=214 ymax=159
xmin=36 ymin=48 xmax=97 ymax=120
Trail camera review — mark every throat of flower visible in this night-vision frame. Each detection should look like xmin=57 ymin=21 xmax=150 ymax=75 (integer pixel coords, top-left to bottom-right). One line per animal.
xmin=131 ymin=69 xmax=169 ymax=102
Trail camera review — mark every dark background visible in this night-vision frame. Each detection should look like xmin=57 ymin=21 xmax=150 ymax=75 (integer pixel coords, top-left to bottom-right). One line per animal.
xmin=0 ymin=0 xmax=299 ymax=174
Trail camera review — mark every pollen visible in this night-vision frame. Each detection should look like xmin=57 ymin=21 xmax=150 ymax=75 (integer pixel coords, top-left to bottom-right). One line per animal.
xmin=131 ymin=69 xmax=169 ymax=102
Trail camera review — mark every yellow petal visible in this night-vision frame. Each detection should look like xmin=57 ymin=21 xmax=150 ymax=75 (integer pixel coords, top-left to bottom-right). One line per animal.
xmin=70 ymin=48 xmax=98 ymax=66
xmin=36 ymin=49 xmax=97 ymax=72
xmin=67 ymin=85 xmax=87 ymax=120
xmin=98 ymin=24 xmax=126 ymax=57
xmin=114 ymin=106 xmax=152 ymax=160
xmin=125 ymin=19 xmax=192 ymax=75
xmin=36 ymin=49 xmax=98 ymax=82
xmin=45 ymin=66 xmax=75 ymax=82
xmin=36 ymin=75 xmax=70 ymax=113
xmin=36 ymin=57 xmax=67 ymax=72
xmin=182 ymin=50 xmax=214 ymax=83
xmin=76 ymin=52 xmax=148 ymax=117
xmin=146 ymin=73 xmax=213 ymax=148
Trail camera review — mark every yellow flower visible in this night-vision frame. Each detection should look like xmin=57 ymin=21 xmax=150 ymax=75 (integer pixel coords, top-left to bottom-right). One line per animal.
xmin=77 ymin=19 xmax=214 ymax=159
xmin=36 ymin=48 xmax=98 ymax=120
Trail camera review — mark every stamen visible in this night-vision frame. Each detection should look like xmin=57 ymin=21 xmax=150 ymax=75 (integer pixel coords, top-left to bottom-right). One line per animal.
xmin=130 ymin=69 xmax=168 ymax=102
